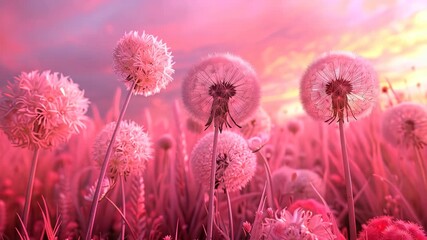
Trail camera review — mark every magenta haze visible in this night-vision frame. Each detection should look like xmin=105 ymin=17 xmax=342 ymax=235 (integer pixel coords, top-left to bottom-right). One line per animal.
xmin=300 ymin=51 xmax=378 ymax=123
xmin=182 ymin=53 xmax=260 ymax=132
xmin=0 ymin=70 xmax=89 ymax=149
xmin=190 ymin=130 xmax=256 ymax=192
xmin=113 ymin=31 xmax=174 ymax=96
xmin=382 ymin=102 xmax=427 ymax=149
xmin=92 ymin=120 xmax=152 ymax=180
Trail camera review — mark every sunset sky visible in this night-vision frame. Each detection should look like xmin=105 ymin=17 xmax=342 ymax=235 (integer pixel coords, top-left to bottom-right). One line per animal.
xmin=1 ymin=0 xmax=427 ymax=123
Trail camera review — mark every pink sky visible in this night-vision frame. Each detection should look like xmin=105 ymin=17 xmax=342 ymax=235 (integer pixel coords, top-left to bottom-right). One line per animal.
xmin=1 ymin=0 xmax=427 ymax=123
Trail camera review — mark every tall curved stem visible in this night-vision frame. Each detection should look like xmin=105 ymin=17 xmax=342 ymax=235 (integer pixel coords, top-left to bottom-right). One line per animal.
xmin=22 ymin=147 xmax=40 ymax=228
xmin=85 ymin=82 xmax=135 ymax=240
xmin=120 ymin=175 xmax=126 ymax=240
xmin=339 ymin=121 xmax=356 ymax=240
xmin=225 ymin=188 xmax=234 ymax=240
xmin=206 ymin=126 xmax=219 ymax=240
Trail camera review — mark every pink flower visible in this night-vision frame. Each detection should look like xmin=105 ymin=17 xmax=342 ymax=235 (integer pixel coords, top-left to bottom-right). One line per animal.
xmin=382 ymin=102 xmax=427 ymax=149
xmin=0 ymin=70 xmax=89 ymax=149
xmin=300 ymin=51 xmax=378 ymax=124
xmin=190 ymin=131 xmax=256 ymax=192
xmin=358 ymin=216 xmax=427 ymax=240
xmin=113 ymin=31 xmax=174 ymax=96
xmin=262 ymin=208 xmax=336 ymax=240
xmin=182 ymin=53 xmax=260 ymax=132
xmin=92 ymin=120 xmax=152 ymax=181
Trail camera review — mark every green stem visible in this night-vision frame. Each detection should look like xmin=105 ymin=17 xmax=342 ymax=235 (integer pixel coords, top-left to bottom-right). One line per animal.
xmin=225 ymin=188 xmax=234 ymax=240
xmin=339 ymin=121 xmax=356 ymax=240
xmin=120 ymin=175 xmax=126 ymax=240
xmin=206 ymin=126 xmax=219 ymax=240
xmin=22 ymin=147 xmax=40 ymax=228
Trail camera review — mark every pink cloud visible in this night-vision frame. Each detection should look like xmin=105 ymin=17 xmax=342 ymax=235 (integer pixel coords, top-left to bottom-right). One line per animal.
xmin=1 ymin=0 xmax=427 ymax=120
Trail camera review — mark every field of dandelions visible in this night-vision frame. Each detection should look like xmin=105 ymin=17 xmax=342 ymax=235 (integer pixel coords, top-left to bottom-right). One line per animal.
xmin=1 ymin=31 xmax=427 ymax=240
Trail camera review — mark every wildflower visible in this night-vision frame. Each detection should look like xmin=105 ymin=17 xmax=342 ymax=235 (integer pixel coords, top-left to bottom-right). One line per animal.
xmin=113 ymin=31 xmax=174 ymax=96
xmin=382 ymin=102 xmax=427 ymax=149
xmin=92 ymin=120 xmax=152 ymax=181
xmin=182 ymin=53 xmax=260 ymax=132
xmin=300 ymin=51 xmax=378 ymax=124
xmin=190 ymin=131 xmax=256 ymax=192
xmin=0 ymin=70 xmax=89 ymax=149
xmin=358 ymin=216 xmax=427 ymax=240
xmin=263 ymin=208 xmax=335 ymax=240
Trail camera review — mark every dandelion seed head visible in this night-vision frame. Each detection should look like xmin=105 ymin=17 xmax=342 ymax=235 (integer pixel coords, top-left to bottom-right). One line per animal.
xmin=0 ymin=70 xmax=89 ymax=149
xmin=157 ymin=133 xmax=174 ymax=150
xmin=113 ymin=31 xmax=174 ymax=96
xmin=287 ymin=118 xmax=303 ymax=135
xmin=190 ymin=131 xmax=256 ymax=192
xmin=300 ymin=51 xmax=378 ymax=124
xmin=382 ymin=102 xmax=427 ymax=149
xmin=182 ymin=53 xmax=260 ymax=132
xmin=186 ymin=117 xmax=204 ymax=133
xmin=240 ymin=107 xmax=272 ymax=141
xmin=92 ymin=120 xmax=152 ymax=180
xmin=272 ymin=167 xmax=325 ymax=204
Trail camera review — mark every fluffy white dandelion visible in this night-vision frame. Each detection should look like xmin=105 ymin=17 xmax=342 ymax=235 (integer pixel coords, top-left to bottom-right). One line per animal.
xmin=182 ymin=53 xmax=260 ymax=132
xmin=0 ymin=70 xmax=89 ymax=149
xmin=93 ymin=120 xmax=152 ymax=181
xmin=300 ymin=51 xmax=378 ymax=124
xmin=382 ymin=102 xmax=427 ymax=149
xmin=113 ymin=31 xmax=174 ymax=96
xmin=190 ymin=131 xmax=256 ymax=192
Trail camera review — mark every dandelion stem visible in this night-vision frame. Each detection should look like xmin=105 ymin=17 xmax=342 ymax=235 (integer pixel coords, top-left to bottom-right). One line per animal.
xmin=207 ymin=126 xmax=219 ymax=240
xmin=256 ymin=151 xmax=275 ymax=208
xmin=85 ymin=81 xmax=135 ymax=240
xmin=120 ymin=175 xmax=126 ymax=240
xmin=22 ymin=147 xmax=40 ymax=228
xmin=338 ymin=121 xmax=356 ymax=240
xmin=225 ymin=188 xmax=234 ymax=240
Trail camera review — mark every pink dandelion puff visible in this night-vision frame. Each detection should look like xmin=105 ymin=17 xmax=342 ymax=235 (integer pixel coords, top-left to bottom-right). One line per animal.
xmin=0 ymin=70 xmax=88 ymax=227
xmin=300 ymin=51 xmax=379 ymax=240
xmin=113 ymin=31 xmax=174 ymax=96
xmin=93 ymin=120 xmax=152 ymax=181
xmin=190 ymin=131 xmax=256 ymax=192
xmin=87 ymin=31 xmax=173 ymax=239
xmin=300 ymin=51 xmax=378 ymax=124
xmin=0 ymin=70 xmax=89 ymax=149
xmin=182 ymin=53 xmax=260 ymax=132
xmin=382 ymin=102 xmax=427 ymax=149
